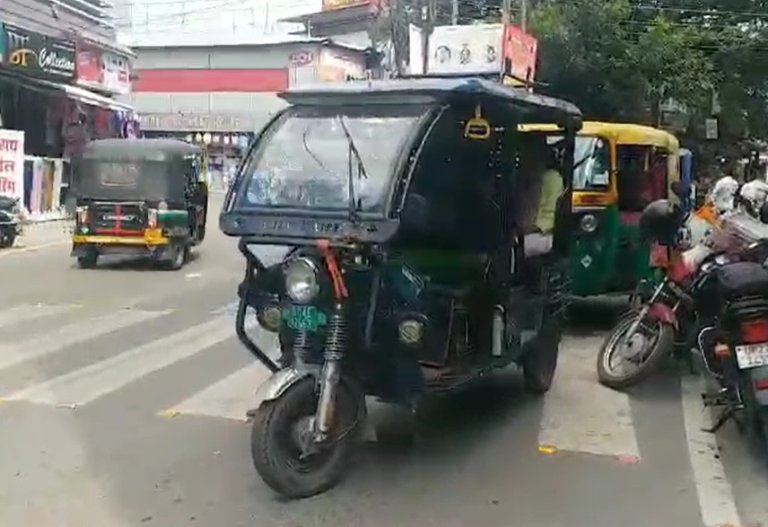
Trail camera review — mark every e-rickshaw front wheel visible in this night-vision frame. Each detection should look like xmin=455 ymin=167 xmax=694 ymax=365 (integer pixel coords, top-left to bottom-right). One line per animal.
xmin=250 ymin=376 xmax=363 ymax=499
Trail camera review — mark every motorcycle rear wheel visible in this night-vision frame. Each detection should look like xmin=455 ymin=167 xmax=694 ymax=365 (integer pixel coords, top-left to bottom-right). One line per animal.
xmin=250 ymin=377 xmax=362 ymax=499
xmin=597 ymin=313 xmax=675 ymax=390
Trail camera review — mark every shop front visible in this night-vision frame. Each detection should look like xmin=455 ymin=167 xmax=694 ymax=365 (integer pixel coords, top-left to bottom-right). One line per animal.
xmin=140 ymin=113 xmax=264 ymax=191
xmin=0 ymin=21 xmax=137 ymax=218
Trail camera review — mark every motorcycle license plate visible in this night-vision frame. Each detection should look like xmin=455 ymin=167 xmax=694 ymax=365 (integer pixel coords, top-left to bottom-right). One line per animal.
xmin=283 ymin=305 xmax=327 ymax=332
xmin=735 ymin=343 xmax=768 ymax=369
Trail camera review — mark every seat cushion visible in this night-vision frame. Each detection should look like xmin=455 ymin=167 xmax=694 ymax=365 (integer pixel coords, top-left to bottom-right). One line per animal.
xmin=716 ymin=261 xmax=768 ymax=299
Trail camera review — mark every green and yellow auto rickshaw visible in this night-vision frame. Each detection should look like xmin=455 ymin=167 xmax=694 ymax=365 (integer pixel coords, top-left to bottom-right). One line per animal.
xmin=71 ymin=139 xmax=209 ymax=270
xmin=523 ymin=122 xmax=680 ymax=296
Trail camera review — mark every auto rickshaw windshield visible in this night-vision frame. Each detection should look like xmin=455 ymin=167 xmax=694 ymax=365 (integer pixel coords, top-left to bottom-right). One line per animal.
xmin=237 ymin=104 xmax=429 ymax=213
xmin=572 ymin=136 xmax=610 ymax=191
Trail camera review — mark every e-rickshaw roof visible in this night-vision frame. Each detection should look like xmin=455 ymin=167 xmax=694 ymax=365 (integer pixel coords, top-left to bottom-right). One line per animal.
xmin=522 ymin=121 xmax=678 ymax=150
xmin=80 ymin=138 xmax=202 ymax=162
xmin=279 ymin=78 xmax=583 ymax=127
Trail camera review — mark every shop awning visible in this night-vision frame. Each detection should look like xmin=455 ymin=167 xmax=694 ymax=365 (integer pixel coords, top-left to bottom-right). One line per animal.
xmin=0 ymin=68 xmax=134 ymax=113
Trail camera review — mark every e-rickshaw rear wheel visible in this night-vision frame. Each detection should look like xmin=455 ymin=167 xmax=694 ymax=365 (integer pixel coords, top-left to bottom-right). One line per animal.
xmin=77 ymin=248 xmax=98 ymax=269
xmin=522 ymin=317 xmax=562 ymax=394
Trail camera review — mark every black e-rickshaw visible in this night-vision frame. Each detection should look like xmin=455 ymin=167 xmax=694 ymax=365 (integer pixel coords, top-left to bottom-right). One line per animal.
xmin=72 ymin=139 xmax=208 ymax=269
xmin=221 ymin=78 xmax=582 ymax=498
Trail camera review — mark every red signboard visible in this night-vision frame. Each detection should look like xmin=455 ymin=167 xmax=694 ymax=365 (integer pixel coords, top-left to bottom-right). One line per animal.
xmin=502 ymin=24 xmax=538 ymax=83
xmin=76 ymin=46 xmax=103 ymax=86
xmin=133 ymin=69 xmax=288 ymax=92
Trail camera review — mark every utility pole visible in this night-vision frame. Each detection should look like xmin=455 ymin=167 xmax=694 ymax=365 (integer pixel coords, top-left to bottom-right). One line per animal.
xmin=451 ymin=0 xmax=458 ymax=25
xmin=520 ymin=0 xmax=527 ymax=31
xmin=502 ymin=0 xmax=512 ymax=24
xmin=421 ymin=0 xmax=436 ymax=75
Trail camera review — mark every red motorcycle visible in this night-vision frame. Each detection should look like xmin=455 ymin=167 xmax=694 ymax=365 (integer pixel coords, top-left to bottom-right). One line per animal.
xmin=598 ymin=200 xmax=768 ymax=440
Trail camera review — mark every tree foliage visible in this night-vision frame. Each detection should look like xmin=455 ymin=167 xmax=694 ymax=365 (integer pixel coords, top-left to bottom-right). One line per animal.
xmin=529 ymin=0 xmax=768 ymax=138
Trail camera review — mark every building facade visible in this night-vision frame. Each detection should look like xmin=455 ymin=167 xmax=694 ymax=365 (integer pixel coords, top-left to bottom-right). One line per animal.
xmin=0 ymin=0 xmax=136 ymax=217
xmin=128 ymin=38 xmax=366 ymax=189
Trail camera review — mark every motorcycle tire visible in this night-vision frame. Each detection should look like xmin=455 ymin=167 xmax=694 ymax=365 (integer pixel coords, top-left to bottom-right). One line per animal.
xmin=597 ymin=314 xmax=675 ymax=390
xmin=250 ymin=377 xmax=362 ymax=499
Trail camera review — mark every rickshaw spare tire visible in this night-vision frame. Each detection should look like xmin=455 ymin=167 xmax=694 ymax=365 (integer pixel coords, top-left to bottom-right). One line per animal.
xmin=250 ymin=377 xmax=362 ymax=499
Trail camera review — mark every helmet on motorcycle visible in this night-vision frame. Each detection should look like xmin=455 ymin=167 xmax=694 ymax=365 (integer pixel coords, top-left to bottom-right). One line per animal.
xmin=639 ymin=199 xmax=683 ymax=246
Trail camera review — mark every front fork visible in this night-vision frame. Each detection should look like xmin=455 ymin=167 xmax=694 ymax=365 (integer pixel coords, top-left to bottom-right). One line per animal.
xmin=313 ymin=303 xmax=347 ymax=443
xmin=625 ymin=278 xmax=667 ymax=341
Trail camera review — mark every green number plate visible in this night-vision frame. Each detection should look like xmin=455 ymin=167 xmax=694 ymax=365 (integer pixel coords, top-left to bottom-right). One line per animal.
xmin=283 ymin=305 xmax=328 ymax=332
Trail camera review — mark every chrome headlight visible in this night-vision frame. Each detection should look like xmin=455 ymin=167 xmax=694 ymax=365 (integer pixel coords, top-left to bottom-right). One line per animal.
xmin=580 ymin=214 xmax=598 ymax=233
xmin=398 ymin=319 xmax=425 ymax=345
xmin=284 ymin=257 xmax=320 ymax=304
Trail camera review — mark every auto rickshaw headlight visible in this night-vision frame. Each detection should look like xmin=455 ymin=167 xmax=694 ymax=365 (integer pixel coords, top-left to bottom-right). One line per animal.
xmin=284 ymin=257 xmax=320 ymax=304
xmin=398 ymin=319 xmax=425 ymax=345
xmin=580 ymin=214 xmax=598 ymax=233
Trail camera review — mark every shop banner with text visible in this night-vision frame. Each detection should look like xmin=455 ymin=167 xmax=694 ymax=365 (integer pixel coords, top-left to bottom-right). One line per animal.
xmin=2 ymin=23 xmax=76 ymax=79
xmin=0 ymin=130 xmax=25 ymax=201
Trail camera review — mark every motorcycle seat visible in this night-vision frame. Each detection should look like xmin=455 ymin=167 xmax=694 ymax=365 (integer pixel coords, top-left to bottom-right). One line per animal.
xmin=716 ymin=261 xmax=768 ymax=299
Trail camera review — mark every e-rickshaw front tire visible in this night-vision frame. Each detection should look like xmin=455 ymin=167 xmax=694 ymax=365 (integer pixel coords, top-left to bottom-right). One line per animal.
xmin=77 ymin=249 xmax=98 ymax=269
xmin=250 ymin=377 xmax=361 ymax=499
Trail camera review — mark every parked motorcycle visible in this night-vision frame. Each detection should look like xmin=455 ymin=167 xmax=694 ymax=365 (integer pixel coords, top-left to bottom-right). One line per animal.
xmin=598 ymin=199 xmax=768 ymax=443
xmin=0 ymin=195 xmax=23 ymax=248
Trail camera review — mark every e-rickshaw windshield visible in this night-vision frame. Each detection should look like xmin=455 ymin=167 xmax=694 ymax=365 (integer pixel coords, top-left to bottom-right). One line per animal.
xmin=237 ymin=104 xmax=429 ymax=213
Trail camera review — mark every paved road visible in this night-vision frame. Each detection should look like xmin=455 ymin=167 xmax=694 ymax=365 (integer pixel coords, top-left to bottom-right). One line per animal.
xmin=1 ymin=197 xmax=767 ymax=527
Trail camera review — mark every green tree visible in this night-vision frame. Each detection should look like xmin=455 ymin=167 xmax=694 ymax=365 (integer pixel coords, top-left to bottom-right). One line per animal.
xmin=530 ymin=0 xmax=716 ymax=123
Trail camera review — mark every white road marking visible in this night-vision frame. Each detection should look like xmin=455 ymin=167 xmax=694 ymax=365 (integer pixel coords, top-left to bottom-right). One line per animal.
xmin=538 ymin=335 xmax=641 ymax=458
xmin=0 ymin=309 xmax=165 ymax=372
xmin=163 ymin=362 xmax=274 ymax=421
xmin=680 ymin=375 xmax=742 ymax=527
xmin=5 ymin=315 xmax=255 ymax=406
xmin=0 ymin=303 xmax=80 ymax=330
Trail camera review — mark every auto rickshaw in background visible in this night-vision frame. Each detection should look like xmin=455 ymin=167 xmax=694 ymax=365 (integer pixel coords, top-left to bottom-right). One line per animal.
xmin=522 ymin=122 xmax=681 ymax=297
xmin=71 ymin=139 xmax=209 ymax=270
xmin=220 ymin=77 xmax=582 ymax=498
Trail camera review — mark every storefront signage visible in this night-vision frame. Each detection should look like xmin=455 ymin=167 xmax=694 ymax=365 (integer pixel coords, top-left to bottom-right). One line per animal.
xmin=2 ymin=24 xmax=76 ymax=79
xmin=76 ymin=46 xmax=131 ymax=94
xmin=502 ymin=24 xmax=538 ymax=83
xmin=141 ymin=113 xmax=257 ymax=132
xmin=289 ymin=50 xmax=314 ymax=67
xmin=0 ymin=130 xmax=25 ymax=202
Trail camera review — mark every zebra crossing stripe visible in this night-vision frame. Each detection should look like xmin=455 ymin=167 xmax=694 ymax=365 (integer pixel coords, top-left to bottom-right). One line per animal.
xmin=538 ymin=335 xmax=641 ymax=459
xmin=0 ymin=308 xmax=167 ymax=372
xmin=5 ymin=315 xmax=256 ymax=407
xmin=0 ymin=304 xmax=81 ymax=330
xmin=161 ymin=327 xmax=278 ymax=420
xmin=162 ymin=362 xmax=273 ymax=421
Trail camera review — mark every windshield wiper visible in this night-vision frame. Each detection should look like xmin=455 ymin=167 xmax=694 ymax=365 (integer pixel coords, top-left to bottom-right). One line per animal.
xmin=337 ymin=116 xmax=369 ymax=222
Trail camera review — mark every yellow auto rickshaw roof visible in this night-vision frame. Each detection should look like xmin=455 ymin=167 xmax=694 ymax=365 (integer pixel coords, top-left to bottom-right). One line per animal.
xmin=521 ymin=121 xmax=679 ymax=150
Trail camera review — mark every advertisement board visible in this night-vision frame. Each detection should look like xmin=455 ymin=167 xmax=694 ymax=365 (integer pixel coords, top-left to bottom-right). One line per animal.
xmin=0 ymin=130 xmax=25 ymax=202
xmin=408 ymin=23 xmax=503 ymax=76
xmin=428 ymin=24 xmax=503 ymax=75
xmin=502 ymin=24 xmax=538 ymax=83
xmin=2 ymin=24 xmax=76 ymax=79
xmin=76 ymin=46 xmax=131 ymax=94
